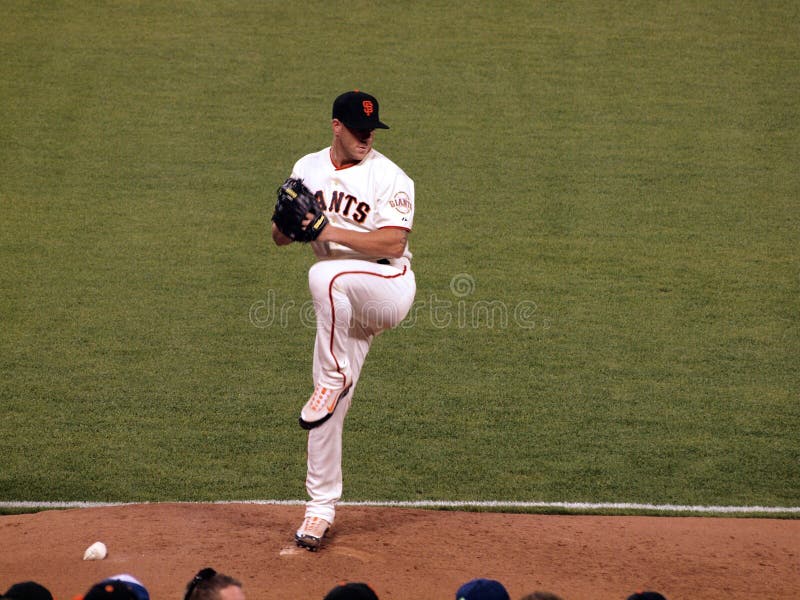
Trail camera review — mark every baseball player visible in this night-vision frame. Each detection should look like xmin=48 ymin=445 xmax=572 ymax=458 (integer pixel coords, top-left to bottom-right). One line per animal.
xmin=271 ymin=90 xmax=416 ymax=551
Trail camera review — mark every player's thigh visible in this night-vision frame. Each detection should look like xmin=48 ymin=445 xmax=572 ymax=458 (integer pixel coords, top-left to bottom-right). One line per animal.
xmin=353 ymin=269 xmax=416 ymax=331
xmin=308 ymin=259 xmax=415 ymax=327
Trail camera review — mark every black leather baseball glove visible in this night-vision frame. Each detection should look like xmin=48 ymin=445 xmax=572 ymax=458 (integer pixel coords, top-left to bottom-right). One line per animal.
xmin=272 ymin=177 xmax=329 ymax=242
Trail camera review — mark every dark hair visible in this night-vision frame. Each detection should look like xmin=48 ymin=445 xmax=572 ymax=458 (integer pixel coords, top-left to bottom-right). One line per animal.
xmin=183 ymin=569 xmax=242 ymax=600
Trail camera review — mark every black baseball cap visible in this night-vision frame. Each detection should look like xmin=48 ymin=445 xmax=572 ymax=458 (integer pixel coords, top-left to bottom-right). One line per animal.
xmin=332 ymin=90 xmax=389 ymax=130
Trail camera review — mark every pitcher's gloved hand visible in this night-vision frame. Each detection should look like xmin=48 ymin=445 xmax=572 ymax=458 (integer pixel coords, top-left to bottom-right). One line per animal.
xmin=272 ymin=177 xmax=328 ymax=242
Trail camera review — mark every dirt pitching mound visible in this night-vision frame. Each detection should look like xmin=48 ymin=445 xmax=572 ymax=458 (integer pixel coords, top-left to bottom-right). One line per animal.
xmin=1 ymin=504 xmax=798 ymax=599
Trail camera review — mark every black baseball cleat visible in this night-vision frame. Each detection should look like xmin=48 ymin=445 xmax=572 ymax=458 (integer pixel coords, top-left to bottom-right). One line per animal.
xmin=299 ymin=383 xmax=352 ymax=430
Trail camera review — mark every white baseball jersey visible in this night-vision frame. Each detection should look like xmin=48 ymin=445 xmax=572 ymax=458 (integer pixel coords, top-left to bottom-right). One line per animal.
xmin=290 ymin=147 xmax=415 ymax=262
xmin=288 ymin=144 xmax=417 ymax=528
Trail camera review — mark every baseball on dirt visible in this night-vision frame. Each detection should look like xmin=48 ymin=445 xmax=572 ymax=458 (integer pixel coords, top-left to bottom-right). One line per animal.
xmin=83 ymin=541 xmax=107 ymax=560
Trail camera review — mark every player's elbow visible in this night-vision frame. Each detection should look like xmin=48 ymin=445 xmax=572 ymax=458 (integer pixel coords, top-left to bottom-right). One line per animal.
xmin=387 ymin=243 xmax=405 ymax=258
xmin=383 ymin=237 xmax=407 ymax=258
xmin=383 ymin=230 xmax=408 ymax=258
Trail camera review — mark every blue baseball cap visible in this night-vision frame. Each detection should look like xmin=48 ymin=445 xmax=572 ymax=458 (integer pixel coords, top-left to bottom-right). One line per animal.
xmin=99 ymin=575 xmax=149 ymax=600
xmin=456 ymin=578 xmax=510 ymax=600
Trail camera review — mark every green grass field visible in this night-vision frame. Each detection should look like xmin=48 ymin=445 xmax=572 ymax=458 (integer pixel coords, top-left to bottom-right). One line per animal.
xmin=1 ymin=1 xmax=798 ymax=513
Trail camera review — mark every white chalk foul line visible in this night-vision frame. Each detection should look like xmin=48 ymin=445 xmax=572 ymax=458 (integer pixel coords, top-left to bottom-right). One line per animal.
xmin=1 ymin=500 xmax=799 ymax=514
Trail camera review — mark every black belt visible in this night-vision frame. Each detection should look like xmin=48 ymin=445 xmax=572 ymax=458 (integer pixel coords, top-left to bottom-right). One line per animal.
xmin=376 ymin=258 xmax=390 ymax=265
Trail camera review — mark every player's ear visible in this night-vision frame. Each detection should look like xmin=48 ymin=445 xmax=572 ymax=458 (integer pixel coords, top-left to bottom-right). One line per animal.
xmin=332 ymin=118 xmax=344 ymax=136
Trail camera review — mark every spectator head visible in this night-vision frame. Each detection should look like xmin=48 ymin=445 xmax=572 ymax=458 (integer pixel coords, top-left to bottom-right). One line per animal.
xmin=2 ymin=582 xmax=54 ymax=600
xmin=96 ymin=576 xmax=148 ymax=600
xmin=183 ymin=568 xmax=244 ymax=600
xmin=455 ymin=578 xmax=510 ymax=600
xmin=627 ymin=593 xmax=667 ymax=600
xmin=323 ymin=582 xmax=379 ymax=600
xmin=83 ymin=581 xmax=139 ymax=600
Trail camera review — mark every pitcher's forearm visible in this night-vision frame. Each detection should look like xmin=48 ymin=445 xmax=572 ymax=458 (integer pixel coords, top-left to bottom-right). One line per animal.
xmin=317 ymin=226 xmax=408 ymax=258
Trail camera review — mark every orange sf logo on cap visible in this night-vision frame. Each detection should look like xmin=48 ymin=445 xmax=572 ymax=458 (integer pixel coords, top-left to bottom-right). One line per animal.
xmin=362 ymin=100 xmax=374 ymax=116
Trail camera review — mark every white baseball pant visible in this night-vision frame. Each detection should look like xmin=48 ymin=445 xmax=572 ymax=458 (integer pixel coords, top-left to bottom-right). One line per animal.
xmin=304 ymin=257 xmax=416 ymax=523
